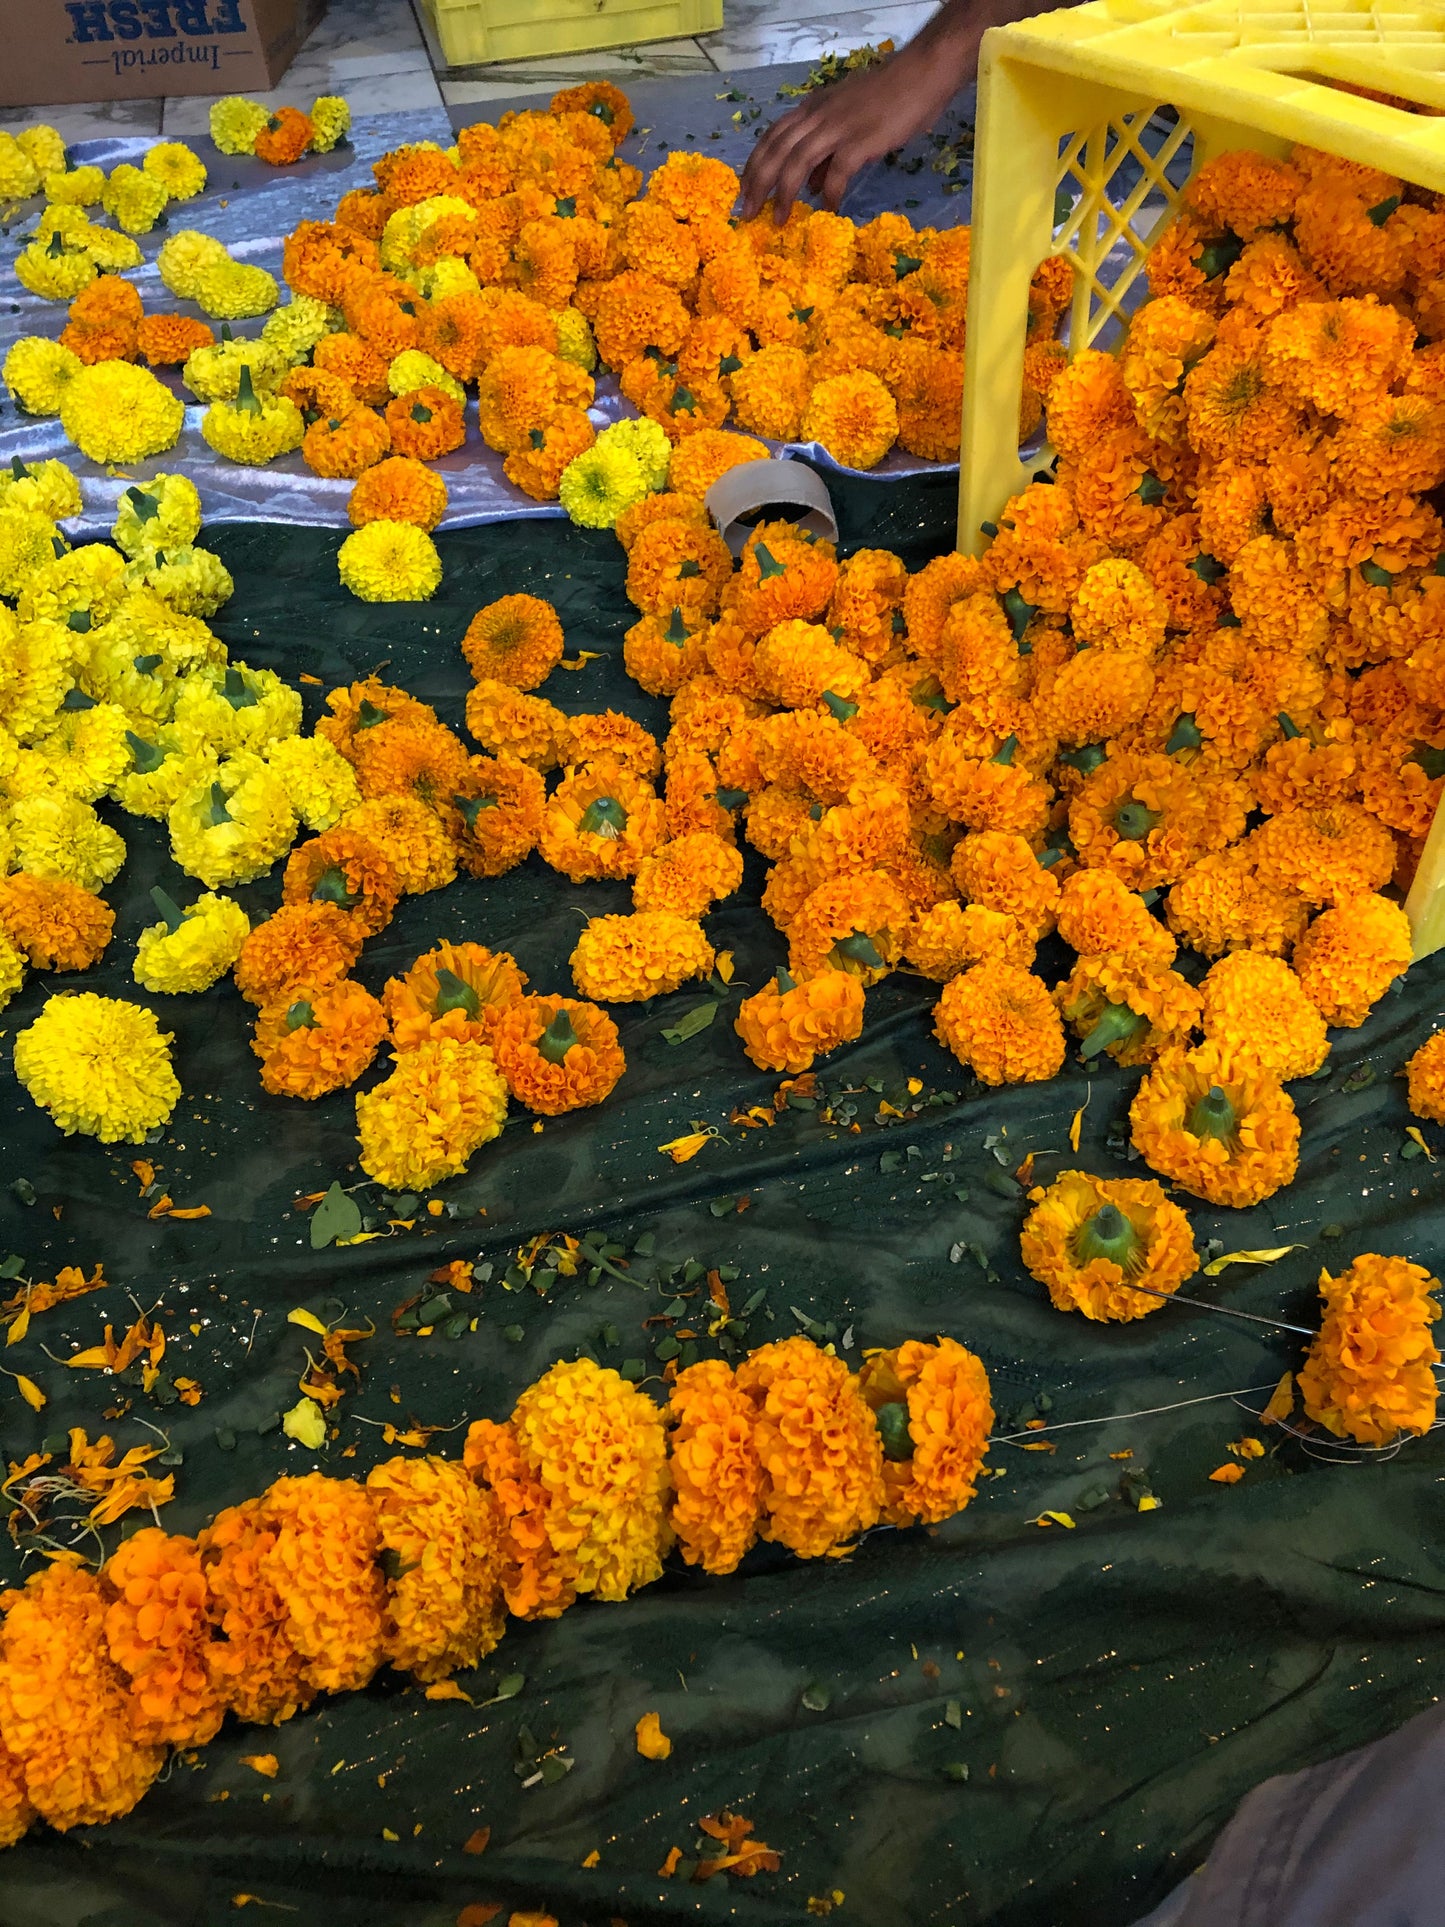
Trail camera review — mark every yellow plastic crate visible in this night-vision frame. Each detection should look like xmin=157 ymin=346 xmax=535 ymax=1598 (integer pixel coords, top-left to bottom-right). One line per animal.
xmin=420 ymin=0 xmax=720 ymax=68
xmin=958 ymin=0 xmax=1445 ymax=956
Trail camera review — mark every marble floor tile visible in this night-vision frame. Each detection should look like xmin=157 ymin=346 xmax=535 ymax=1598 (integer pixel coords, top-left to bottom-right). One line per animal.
xmin=701 ymin=0 xmax=935 ymax=69
xmin=0 ymin=97 xmax=164 ymax=142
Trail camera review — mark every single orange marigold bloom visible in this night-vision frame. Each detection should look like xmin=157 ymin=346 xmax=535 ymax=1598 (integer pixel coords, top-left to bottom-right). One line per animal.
xmin=281 ymin=826 xmax=401 ymax=936
xmin=1020 ymin=1169 xmax=1200 ymax=1323
xmin=252 ymin=978 xmax=388 ymax=1099
xmin=1129 ymin=1040 xmax=1299 ymax=1207
xmin=934 ymin=960 xmax=1066 ymax=1086
xmin=1298 ymin=1253 xmax=1440 ymax=1445
xmin=484 ymin=992 xmax=625 ymax=1114
xmin=461 ymin=592 xmax=564 ymax=691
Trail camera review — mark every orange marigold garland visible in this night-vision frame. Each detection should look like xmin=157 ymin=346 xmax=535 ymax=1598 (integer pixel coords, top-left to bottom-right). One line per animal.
xmin=856 ymin=1338 xmax=993 ymax=1527
xmin=258 ymin=1474 xmax=386 ymax=1695
xmin=1019 ymin=1170 xmax=1200 ymax=1322
xmin=665 ymin=1360 xmax=766 ymax=1575
xmin=100 ymin=1528 xmax=227 ymax=1750
xmin=366 ymin=1456 xmax=506 ymax=1682
xmin=734 ymin=1337 xmax=885 ymax=1558
xmin=1298 ymin=1253 xmax=1441 ymax=1445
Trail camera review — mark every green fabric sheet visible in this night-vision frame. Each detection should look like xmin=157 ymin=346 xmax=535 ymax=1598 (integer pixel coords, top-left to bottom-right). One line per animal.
xmin=1 ymin=473 xmax=1443 ymax=1927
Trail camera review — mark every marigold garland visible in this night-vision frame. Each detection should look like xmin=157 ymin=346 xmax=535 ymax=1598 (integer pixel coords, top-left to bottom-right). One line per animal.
xmin=856 ymin=1338 xmax=993 ymax=1525
xmin=665 ymin=1360 xmax=766 ymax=1575
xmin=1298 ymin=1254 xmax=1441 ymax=1445
xmin=734 ymin=1337 xmax=884 ymax=1558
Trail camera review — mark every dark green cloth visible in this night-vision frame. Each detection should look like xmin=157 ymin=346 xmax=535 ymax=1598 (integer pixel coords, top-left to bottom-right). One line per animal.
xmin=1 ymin=479 xmax=1443 ymax=1927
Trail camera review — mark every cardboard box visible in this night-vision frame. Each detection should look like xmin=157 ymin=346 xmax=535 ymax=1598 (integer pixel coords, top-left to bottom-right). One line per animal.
xmin=2 ymin=0 xmax=326 ymax=108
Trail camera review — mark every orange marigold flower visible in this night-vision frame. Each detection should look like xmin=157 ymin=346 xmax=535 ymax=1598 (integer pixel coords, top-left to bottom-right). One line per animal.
xmin=1223 ymin=232 xmax=1324 ymax=319
xmin=799 ymin=370 xmax=898 ymax=468
xmin=729 ymin=343 xmax=812 ymax=441
xmin=541 ymin=762 xmax=665 ymax=882
xmin=233 ymin=902 xmax=364 ymax=1007
xmin=903 ymin=899 xmax=1035 ymax=979
xmin=950 ymin=829 xmax=1060 ymax=940
xmin=623 ymin=606 xmax=709 ymax=696
xmin=1246 ymin=802 xmax=1397 ymax=906
xmin=101 ymin=1528 xmax=226 ymax=1749
xmin=341 ymin=793 xmax=457 ymax=893
xmin=316 ymin=677 xmax=439 ymax=761
xmin=284 ymin=220 xmax=381 ymax=304
xmin=1183 ymin=338 xmax=1305 ymax=465
xmin=1293 ymin=890 xmax=1414 ymax=1027
xmin=259 ymin=1474 xmax=385 ymax=1694
xmin=281 ymin=825 xmax=401 ymax=936
xmin=1055 ymin=867 xmax=1176 ymax=961
xmin=622 ymin=200 xmax=700 ymax=289
xmin=1044 ymin=349 xmax=1136 ymax=461
xmin=514 ymin=216 xmax=579 ymax=308
xmin=751 ymin=705 xmax=875 ymax=800
xmin=626 ymin=517 xmax=733 ymax=622
xmin=1055 ymin=950 xmax=1201 ymax=1066
xmin=892 ymin=338 xmax=967 ymax=464
xmin=734 ymin=964 xmax=865 ymax=1071
xmin=366 ymin=1454 xmax=505 ymax=1683
xmin=647 ymin=148 xmax=739 ymax=224
xmin=302 ymin=403 xmax=391 ymax=480
xmin=560 ymin=710 xmax=661 ymax=780
xmin=667 ymin=427 xmax=768 ymax=499
xmin=281 ymin=366 xmax=358 ymax=420
xmin=827 ymin=546 xmax=909 ymax=663
xmin=633 ymin=830 xmax=743 ymax=916
xmin=476 ymin=346 xmax=591 ymax=455
xmin=462 ymin=1417 xmax=576 ymax=1620
xmin=385 ymin=384 xmax=465 ymax=460
xmin=1298 ymin=1253 xmax=1441 ymax=1445
xmin=314 ymin=330 xmax=392 ymax=407
xmin=1019 ymin=1169 xmax=1199 ymax=1323
xmin=0 ymin=872 xmax=114 ymax=970
xmin=926 ymin=736 xmax=1053 ymax=839
xmin=252 ymin=977 xmax=388 ymax=1099
xmin=0 ymin=1559 xmax=162 ymax=1830
xmin=1405 ymin=1029 xmax=1445 ymax=1123
xmin=1142 ymin=210 xmax=1216 ymax=305
xmin=754 ymin=617 xmax=869 ymax=710
xmin=787 ymin=869 xmax=911 ymax=984
xmin=1129 ymin=1040 xmax=1299 ymax=1207
xmin=1069 ymin=750 xmax=1248 ymax=891
xmin=1186 ymin=148 xmax=1302 ymax=237
xmin=503 ymin=404 xmax=595 ymax=502
xmin=254 ymin=106 xmax=313 ymax=166
xmin=1044 ymin=648 xmax=1156 ymax=747
xmin=350 ymin=715 xmax=470 ymax=808
xmin=666 ymin=1360 xmax=765 ymax=1575
xmin=570 ymin=908 xmax=713 ymax=1000
xmin=1294 ymin=182 xmax=1409 ymax=297
xmin=1255 ymin=734 xmax=1362 ymax=814
xmin=592 ymin=270 xmax=690 ymax=369
xmin=857 ymin=1337 xmax=993 ymax=1527
xmin=1121 ymin=296 xmax=1217 ymax=441
xmin=485 ymin=992 xmax=625 ymax=1113
xmin=549 ymin=80 xmax=635 ymax=143
xmin=383 ymin=939 xmax=527 ymax=1053
xmin=1071 ymin=557 xmax=1169 ymax=654
xmin=136 ymin=312 xmax=215 ymax=366
xmin=1263 ymin=295 xmax=1415 ymax=417
xmin=197 ymin=1499 xmax=314 ymax=1726
xmin=465 ymin=678 xmax=569 ymax=771
xmin=474 ymin=286 xmax=559 ymax=361
xmin=1199 ymin=950 xmax=1329 ymax=1080
xmin=1331 ymin=394 xmax=1445 ymax=499
xmin=734 ymin=1337 xmax=884 ymax=1558
xmin=933 ymin=960 xmax=1066 ymax=1086
xmin=461 ymin=592 xmax=563 ymax=691
xmin=348 ymin=454 xmax=448 ymax=531
xmin=731 ymin=520 xmax=838 ymax=637
xmin=438 ymin=752 xmax=544 ymax=879
xmin=1164 ymin=850 xmax=1309 ymax=958
xmin=0 ymin=1737 xmax=31 ymax=1851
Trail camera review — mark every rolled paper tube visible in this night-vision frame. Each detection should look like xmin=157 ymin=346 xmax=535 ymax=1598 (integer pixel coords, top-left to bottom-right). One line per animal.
xmin=705 ymin=458 xmax=839 ymax=557
xmin=1405 ymin=792 xmax=1445 ymax=961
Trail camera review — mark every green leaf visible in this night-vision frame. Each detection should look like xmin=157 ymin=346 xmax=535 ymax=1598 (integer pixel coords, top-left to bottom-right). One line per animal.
xmin=944 ymin=1700 xmax=963 ymax=1729
xmin=1360 ymin=559 xmax=1395 ymax=588
xmin=537 ymin=1754 xmax=573 ymax=1785
xmin=1165 ymin=711 xmax=1203 ymax=755
xmin=990 ymin=732 xmax=1018 ymax=767
xmin=10 ymin=1179 xmax=36 ymax=1207
xmin=1136 ymin=471 xmax=1167 ymax=507
xmin=653 ymin=1335 xmax=681 ymax=1362
xmin=620 ymin=1357 xmax=647 ymax=1380
xmin=662 ymin=1001 xmax=717 ymax=1046
xmin=502 ymin=1324 xmax=525 ymax=1343
xmin=892 ymin=250 xmax=923 ymax=278
xmin=483 ymin=1672 xmax=526 ymax=1705
xmin=879 ymin=1151 xmax=902 ymax=1173
xmin=206 ymin=782 xmax=232 ymax=827
xmin=1367 ymin=193 xmax=1400 ymax=227
xmin=1188 ymin=551 xmax=1226 ymax=584
xmin=310 ymin=1181 xmax=362 ymax=1250
xmin=941 ymin=1762 xmax=971 ymax=1782
xmin=1053 ymin=183 xmax=1077 ymax=227
xmin=453 ymin=791 xmax=498 ymax=831
xmin=126 ymin=484 xmax=160 ymax=522
xmin=1197 ymin=232 xmax=1243 ymax=280
xmin=715 ymin=786 xmax=747 ymax=809
xmin=1000 ymin=585 xmax=1037 ymax=643
xmin=61 ymin=687 xmax=97 ymax=708
xmin=0 ymin=1254 xmax=23 ymax=1281
xmin=801 ymin=1683 xmax=831 ymax=1712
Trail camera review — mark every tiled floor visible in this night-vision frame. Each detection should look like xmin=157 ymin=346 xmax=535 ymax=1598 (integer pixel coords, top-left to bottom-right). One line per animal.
xmin=0 ymin=0 xmax=933 ymax=140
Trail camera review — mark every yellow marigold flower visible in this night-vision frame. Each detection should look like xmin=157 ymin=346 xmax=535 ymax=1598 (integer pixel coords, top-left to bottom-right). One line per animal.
xmin=253 ymin=976 xmax=388 ymax=1099
xmin=157 ymin=228 xmax=230 ymax=299
xmin=0 ymin=131 xmax=42 ymax=197
xmin=632 ymin=830 xmax=743 ymax=917
xmin=1055 ymin=868 xmax=1176 ymax=962
xmin=1406 ymin=1030 xmax=1445 ymax=1124
xmin=112 ymin=736 xmax=211 ymax=820
xmin=198 ymin=1499 xmax=314 ymax=1726
xmin=0 ymin=510 xmax=62 ymax=606
xmin=356 ymin=1036 xmax=509 ymax=1189
xmin=234 ymin=902 xmax=364 ymax=1008
xmin=486 ymin=992 xmax=625 ymax=1114
xmin=14 ymin=239 xmax=95 ymax=302
xmin=59 ymin=361 xmax=183 ymax=464
xmin=133 ymin=889 xmax=250 ymax=995
xmin=0 ymin=1560 xmax=162 ymax=1831
xmin=8 ymin=793 xmax=124 ymax=894
xmin=1130 ymin=1040 xmax=1299 ymax=1207
xmin=31 ymin=702 xmax=133 ymax=803
xmin=172 ymin=659 xmax=301 ymax=759
xmin=184 ymin=337 xmax=286 ymax=404
xmin=1198 ymin=950 xmax=1329 ymax=1081
xmin=168 ymin=751 xmax=298 ymax=888
xmin=383 ymin=939 xmax=526 ymax=1054
xmin=0 ymin=871 xmax=112 ymax=970
xmin=262 ymin=293 xmax=337 ymax=364
xmin=1293 ymin=890 xmax=1413 ymax=1028
xmin=18 ymin=540 xmax=123 ymax=627
xmin=195 ymin=260 xmax=280 ymax=320
xmin=799 ymin=370 xmax=898 ymax=468
xmin=0 ymin=456 xmax=81 ymax=522
xmin=857 ymin=1337 xmax=994 ymax=1526
xmin=950 ymin=829 xmax=1059 ymax=940
xmin=1246 ymin=802 xmax=1396 ymax=907
xmin=552 ymin=304 xmax=597 ymax=372
xmin=337 ymin=520 xmax=442 ymax=602
xmin=43 ymin=162 xmax=105 ymax=207
xmin=735 ymin=1336 xmax=884 ymax=1558
xmin=1299 ymin=1253 xmax=1441 ymax=1445
xmin=101 ymin=162 xmax=170 ymax=235
xmin=262 ymin=734 xmax=362 ymax=834
xmin=77 ymin=222 xmax=142 ymax=273
xmin=558 ymin=442 xmax=644 ymax=530
xmin=461 ymin=593 xmax=563 ymax=691
xmin=5 ymin=336 xmax=83 ymax=415
xmin=1070 ymin=558 xmax=1168 ymax=654
xmin=1055 ymin=951 xmax=1202 ymax=1067
xmin=124 ymin=544 xmax=234 ymax=619
xmin=541 ymin=761 xmax=665 ymax=881
xmin=666 ymin=1360 xmax=765 ymax=1575
xmin=1020 ymin=1169 xmax=1199 ymax=1323
xmin=465 ymin=678 xmax=568 ymax=771
xmin=934 ymin=960 xmax=1066 ymax=1086
xmin=259 ymin=1474 xmax=385 ymax=1696
xmin=101 ymin=1528 xmax=226 ymax=1750
xmin=388 ymin=348 xmax=464 ymax=406
xmin=209 ymin=95 xmax=270 ymax=155
xmin=367 ymin=1455 xmax=504 ymax=1683
xmin=201 ymin=376 xmax=304 ymax=466
xmin=734 ymin=964 xmax=864 ymax=1071
xmin=14 ymin=992 xmax=180 ymax=1143
xmin=570 ymin=908 xmax=713 ymax=1001
xmin=903 ymin=900 xmax=1034 ymax=979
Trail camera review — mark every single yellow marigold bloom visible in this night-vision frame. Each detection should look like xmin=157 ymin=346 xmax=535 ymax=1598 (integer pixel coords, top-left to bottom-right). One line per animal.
xmin=195 ymin=260 xmax=279 ymax=320
xmin=934 ymin=960 xmax=1066 ymax=1086
xmin=262 ymin=735 xmax=363 ymax=834
xmin=1299 ymin=1253 xmax=1441 ymax=1445
xmin=735 ymin=965 xmax=865 ymax=1072
xmin=367 ymin=1454 xmax=504 ymax=1683
xmin=338 ymin=520 xmax=442 ymax=602
xmin=100 ymin=162 xmax=169 ymax=236
xmin=0 ymin=131 xmax=42 ymax=198
xmin=1055 ymin=951 xmax=1202 ymax=1067
xmin=485 ymin=992 xmax=625 ymax=1114
xmin=1293 ymin=891 xmax=1414 ymax=1028
xmin=356 ymin=1035 xmax=509 ymax=1189
xmin=1020 ymin=1169 xmax=1200 ymax=1323
xmin=857 ymin=1337 xmax=994 ymax=1526
xmin=134 ymin=889 xmax=250 ymax=994
xmin=14 ymin=992 xmax=180 ymax=1143
xmin=112 ymin=472 xmax=202 ymax=559
xmin=0 ymin=1560 xmax=162 ymax=1831
xmin=171 ymin=658 xmax=301 ymax=759
xmin=1405 ymin=1030 xmax=1445 ymax=1124
xmin=5 ymin=336 xmax=84 ymax=415
xmin=60 ymin=360 xmax=183 ymax=463
xmin=0 ymin=456 xmax=81 ymax=522
xmin=632 ymin=830 xmax=743 ymax=917
xmin=570 ymin=909 xmax=714 ymax=1001
xmin=1130 ymin=1040 xmax=1299 ymax=1207
xmin=666 ymin=1360 xmax=765 ymax=1575
xmin=1199 ymin=951 xmax=1329 ymax=1080
xmin=253 ymin=977 xmax=388 ymax=1099
xmin=168 ymin=752 xmax=298 ymax=888
xmin=0 ymin=929 xmax=25 ymax=1014
xmin=461 ymin=593 xmax=564 ymax=691
xmin=735 ymin=1337 xmax=884 ymax=1558
xmin=14 ymin=239 xmax=95 ymax=302
xmin=541 ymin=761 xmax=665 ymax=881
xmin=209 ymin=96 xmax=270 ymax=156
xmin=202 ymin=381 xmax=305 ymax=466
xmin=101 ymin=1528 xmax=226 ymax=1750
